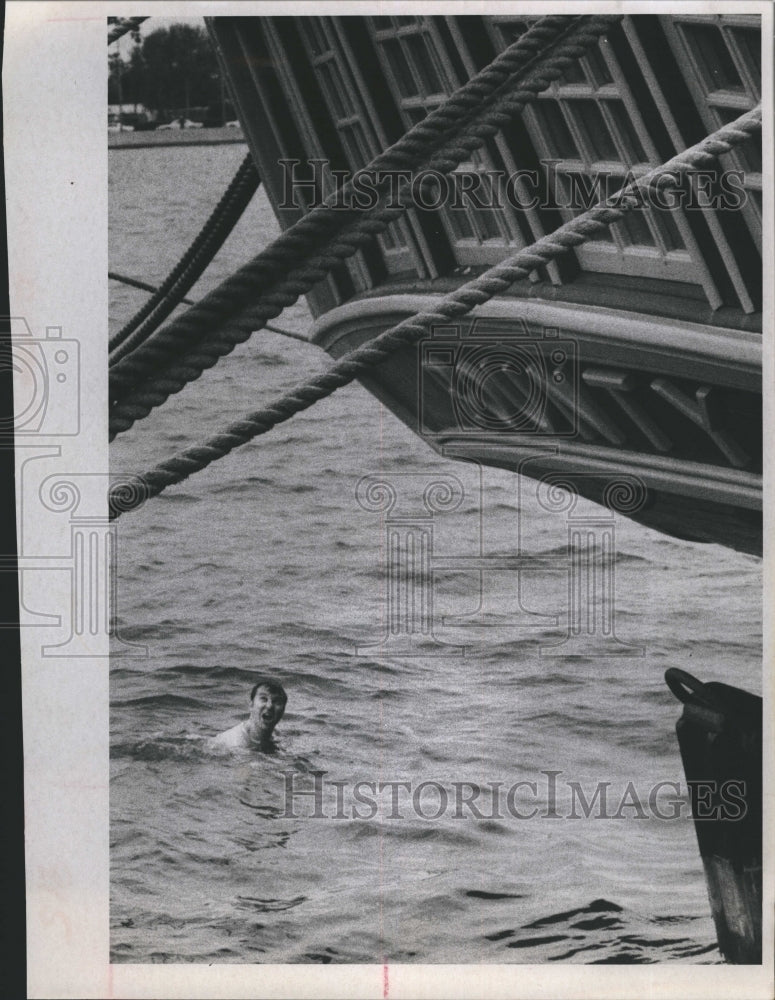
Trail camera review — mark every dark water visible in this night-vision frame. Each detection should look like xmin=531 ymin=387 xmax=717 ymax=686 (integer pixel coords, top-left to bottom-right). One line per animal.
xmin=109 ymin=145 xmax=761 ymax=964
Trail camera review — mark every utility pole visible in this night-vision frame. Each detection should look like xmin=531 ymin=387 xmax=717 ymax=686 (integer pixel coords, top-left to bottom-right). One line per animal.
xmin=114 ymin=54 xmax=124 ymax=131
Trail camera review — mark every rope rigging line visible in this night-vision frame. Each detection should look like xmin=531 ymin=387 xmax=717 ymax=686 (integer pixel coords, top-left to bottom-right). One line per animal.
xmin=108 ymin=14 xmax=620 ymax=434
xmin=109 ymin=153 xmax=261 ymax=362
xmin=107 ymin=14 xmax=582 ymax=403
xmin=108 ymin=14 xmax=607 ymax=409
xmin=108 ymin=17 xmax=148 ymax=46
xmin=108 ymin=272 xmax=308 ymax=342
xmin=109 ymin=272 xmax=195 ymax=306
xmin=108 ymin=105 xmax=761 ymax=520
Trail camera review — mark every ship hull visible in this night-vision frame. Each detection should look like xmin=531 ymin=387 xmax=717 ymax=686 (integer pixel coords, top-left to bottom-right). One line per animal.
xmin=312 ymin=293 xmax=762 ymax=555
xmin=207 ymin=13 xmax=763 ymax=557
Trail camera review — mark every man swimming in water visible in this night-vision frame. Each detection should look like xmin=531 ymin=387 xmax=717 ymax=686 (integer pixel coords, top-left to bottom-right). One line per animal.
xmin=211 ymin=678 xmax=287 ymax=751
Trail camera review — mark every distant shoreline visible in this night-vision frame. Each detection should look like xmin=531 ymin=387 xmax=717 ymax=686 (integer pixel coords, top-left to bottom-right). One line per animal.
xmin=109 ymin=126 xmax=247 ymax=150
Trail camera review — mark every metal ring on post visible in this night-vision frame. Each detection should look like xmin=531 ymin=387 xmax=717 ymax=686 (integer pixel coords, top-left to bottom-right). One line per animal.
xmin=664 ymin=668 xmax=719 ymax=708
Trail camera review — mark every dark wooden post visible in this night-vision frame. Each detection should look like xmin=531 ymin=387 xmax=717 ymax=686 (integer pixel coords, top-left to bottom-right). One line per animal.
xmin=665 ymin=668 xmax=762 ymax=963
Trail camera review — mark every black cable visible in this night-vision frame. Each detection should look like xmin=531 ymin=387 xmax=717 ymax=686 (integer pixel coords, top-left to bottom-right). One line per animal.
xmin=109 ymin=153 xmax=260 ymax=364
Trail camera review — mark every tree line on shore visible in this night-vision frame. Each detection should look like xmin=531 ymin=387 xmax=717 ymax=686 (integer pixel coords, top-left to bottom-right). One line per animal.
xmin=108 ymin=23 xmax=235 ymax=126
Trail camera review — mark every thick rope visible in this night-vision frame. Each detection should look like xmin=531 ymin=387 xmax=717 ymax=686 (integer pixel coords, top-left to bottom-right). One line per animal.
xmin=108 ymin=15 xmax=605 ymax=406
xmin=108 ymin=17 xmax=148 ymax=46
xmin=108 ymin=105 xmax=761 ymax=519
xmin=107 ymin=14 xmax=578 ymax=397
xmin=109 ymin=154 xmax=261 ymax=362
xmin=108 ymin=15 xmax=619 ymax=431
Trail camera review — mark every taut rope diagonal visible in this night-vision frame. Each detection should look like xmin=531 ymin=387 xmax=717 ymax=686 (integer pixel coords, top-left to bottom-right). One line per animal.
xmin=108 ymin=17 xmax=148 ymax=45
xmin=108 ymin=272 xmax=307 ymax=342
xmin=108 ymin=15 xmax=619 ymax=432
xmin=107 ymin=14 xmax=591 ymax=393
xmin=108 ymin=106 xmax=762 ymax=520
xmin=109 ymin=272 xmax=195 ymax=305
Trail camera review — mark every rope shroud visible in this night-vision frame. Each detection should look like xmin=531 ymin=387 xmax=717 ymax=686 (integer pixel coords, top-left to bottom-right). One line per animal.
xmin=108 ymin=15 xmax=621 ymax=435
xmin=108 ymin=17 xmax=148 ymax=45
xmin=109 ymin=105 xmax=762 ymax=519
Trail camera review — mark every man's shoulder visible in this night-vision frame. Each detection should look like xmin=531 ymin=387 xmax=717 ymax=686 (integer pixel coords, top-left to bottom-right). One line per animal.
xmin=210 ymin=723 xmax=247 ymax=749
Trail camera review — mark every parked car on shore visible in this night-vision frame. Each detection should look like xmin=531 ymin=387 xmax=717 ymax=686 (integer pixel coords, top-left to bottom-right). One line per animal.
xmin=156 ymin=117 xmax=204 ymax=130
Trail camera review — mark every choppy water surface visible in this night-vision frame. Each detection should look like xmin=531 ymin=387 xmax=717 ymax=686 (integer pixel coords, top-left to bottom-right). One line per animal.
xmin=109 ymin=145 xmax=761 ymax=964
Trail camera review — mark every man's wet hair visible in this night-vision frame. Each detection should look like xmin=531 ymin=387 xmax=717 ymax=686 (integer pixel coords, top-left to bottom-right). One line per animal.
xmin=250 ymin=678 xmax=287 ymax=703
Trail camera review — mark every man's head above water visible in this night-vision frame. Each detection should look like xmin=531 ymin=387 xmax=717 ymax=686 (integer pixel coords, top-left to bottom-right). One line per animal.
xmin=210 ymin=677 xmax=288 ymax=751
xmin=247 ymin=678 xmax=287 ymax=740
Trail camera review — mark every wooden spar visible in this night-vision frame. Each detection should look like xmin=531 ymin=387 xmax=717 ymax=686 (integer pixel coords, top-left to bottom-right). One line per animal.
xmin=665 ymin=668 xmax=762 ymax=963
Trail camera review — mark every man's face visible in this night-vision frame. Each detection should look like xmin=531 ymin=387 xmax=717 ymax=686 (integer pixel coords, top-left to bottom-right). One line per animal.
xmin=249 ymin=686 xmax=286 ymax=734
